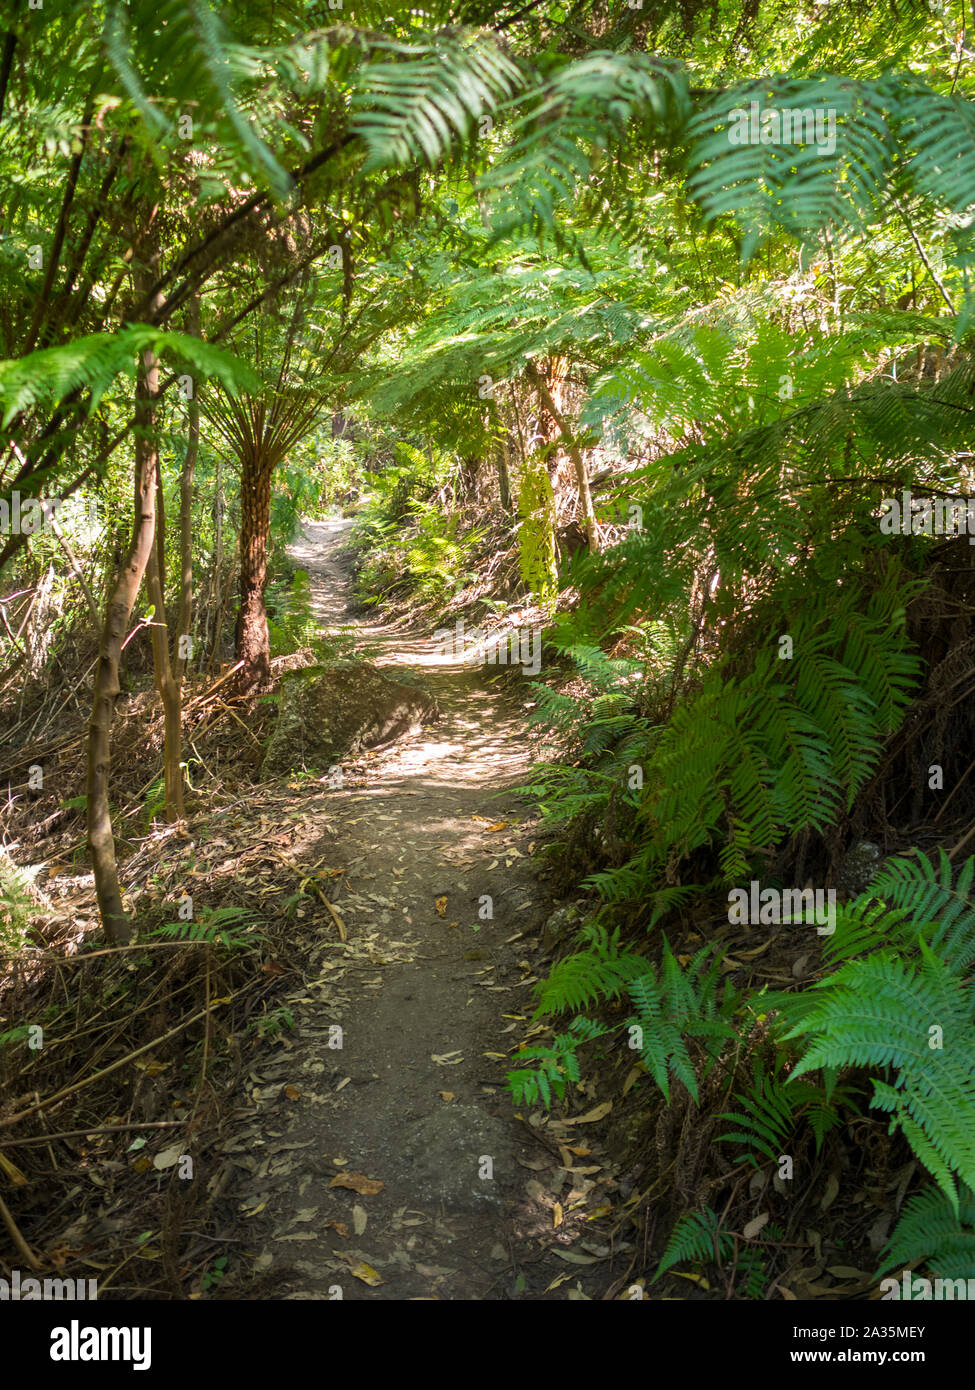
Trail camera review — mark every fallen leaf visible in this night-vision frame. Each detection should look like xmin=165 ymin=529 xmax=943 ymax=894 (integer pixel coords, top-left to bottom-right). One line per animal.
xmin=553 ymin=1202 xmax=563 ymax=1229
xmin=435 ymin=896 xmax=447 ymax=918
xmin=353 ymin=1205 xmax=368 ymax=1236
xmin=328 ymin=1172 xmax=385 ymax=1195
xmin=820 ymin=1173 xmax=840 ymax=1211
xmin=563 ymin=1102 xmax=612 ymax=1125
xmin=283 ymin=1084 xmax=301 ymax=1101
xmin=323 ymin=1221 xmax=349 ymax=1238
xmin=0 ymin=1151 xmax=28 ymax=1186
xmin=152 ymin=1145 xmax=182 ymax=1170
xmin=133 ymin=1060 xmax=170 ymax=1076
xmin=622 ymin=1064 xmax=645 ymax=1096
xmin=338 ymin=1255 xmax=383 ymax=1287
xmin=743 ymin=1212 xmax=770 ymax=1240
xmin=544 ymin=1273 xmax=573 ymax=1293
xmin=437 ymin=1091 xmax=455 ymax=1102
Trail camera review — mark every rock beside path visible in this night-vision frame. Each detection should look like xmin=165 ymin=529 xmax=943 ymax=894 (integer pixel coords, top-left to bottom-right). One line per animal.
xmin=262 ymin=659 xmax=438 ymax=777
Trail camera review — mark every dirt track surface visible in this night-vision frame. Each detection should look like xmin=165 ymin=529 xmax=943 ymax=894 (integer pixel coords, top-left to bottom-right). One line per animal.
xmin=221 ymin=520 xmax=625 ymax=1301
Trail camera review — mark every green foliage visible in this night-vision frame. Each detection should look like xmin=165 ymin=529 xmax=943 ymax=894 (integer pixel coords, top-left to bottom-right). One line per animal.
xmin=879 ymin=1184 xmax=975 ymax=1282
xmin=517 ymin=455 xmax=558 ymax=603
xmin=627 ymin=943 xmax=739 ymax=1104
xmin=353 ymin=445 xmax=487 ymax=601
xmin=267 ymin=569 xmax=317 ymax=657
xmin=141 ymin=775 xmax=167 ymax=829
xmin=718 ymin=1059 xmax=854 ymax=1166
xmin=532 ymin=924 xmax=650 ymax=1015
xmin=251 ymin=1005 xmax=296 ymax=1040
xmin=653 ymin=1207 xmax=733 ymax=1281
xmin=0 ymin=329 xmax=258 ymax=430
xmin=589 ymin=577 xmax=922 ymax=902
xmin=148 ymin=905 xmax=266 ymax=951
xmin=350 ymin=31 xmax=522 ymax=175
xmin=517 ymin=932 xmax=736 ymax=1108
xmin=652 ymin=1206 xmax=768 ymax=1296
xmin=784 ymin=947 xmax=975 ymax=1210
xmin=507 ymin=1029 xmax=582 ymax=1109
xmin=0 ymin=856 xmax=39 ymax=954
xmin=772 ymin=854 xmax=975 ymax=1217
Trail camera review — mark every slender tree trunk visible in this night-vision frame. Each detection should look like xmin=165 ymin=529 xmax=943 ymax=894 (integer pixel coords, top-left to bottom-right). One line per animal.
xmin=86 ymin=334 xmax=161 ymax=945
xmin=236 ymin=448 xmax=273 ymax=692
xmin=203 ymin=451 xmax=223 ymax=668
xmin=145 ymin=468 xmax=185 ymax=822
xmin=524 ymin=357 xmax=599 ymax=551
xmin=496 ymin=424 xmax=513 ymax=514
xmin=175 ymin=296 xmax=199 ymax=685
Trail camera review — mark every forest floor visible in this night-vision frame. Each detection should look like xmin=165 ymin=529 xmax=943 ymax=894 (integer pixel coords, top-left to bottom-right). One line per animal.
xmin=220 ymin=519 xmax=630 ymax=1301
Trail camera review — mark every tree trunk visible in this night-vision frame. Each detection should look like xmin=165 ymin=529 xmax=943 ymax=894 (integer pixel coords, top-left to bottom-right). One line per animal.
xmin=236 ymin=448 xmax=273 ymax=692
xmin=175 ymin=296 xmax=199 ymax=684
xmin=145 ymin=469 xmax=185 ymax=822
xmin=524 ymin=357 xmax=599 ymax=551
xmin=86 ymin=334 xmax=161 ymax=945
xmin=497 ymin=434 xmax=513 ymax=513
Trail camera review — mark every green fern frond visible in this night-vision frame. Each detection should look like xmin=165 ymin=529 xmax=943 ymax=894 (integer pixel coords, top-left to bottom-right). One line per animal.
xmin=879 ymin=1183 xmax=975 ymax=1282
xmin=0 ymin=328 xmax=257 ymax=428
xmin=653 ymin=1207 xmax=733 ymax=1283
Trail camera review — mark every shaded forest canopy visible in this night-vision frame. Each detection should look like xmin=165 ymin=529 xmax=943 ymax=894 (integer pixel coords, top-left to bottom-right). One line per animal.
xmin=1 ymin=0 xmax=975 ymax=1307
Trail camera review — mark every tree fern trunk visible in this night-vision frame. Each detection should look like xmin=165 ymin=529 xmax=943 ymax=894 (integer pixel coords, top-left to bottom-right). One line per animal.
xmin=236 ymin=448 xmax=273 ymax=692
xmin=525 ymin=356 xmax=599 ymax=552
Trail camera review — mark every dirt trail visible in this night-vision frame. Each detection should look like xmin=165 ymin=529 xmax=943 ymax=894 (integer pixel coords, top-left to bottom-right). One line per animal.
xmin=223 ymin=521 xmax=617 ymax=1301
